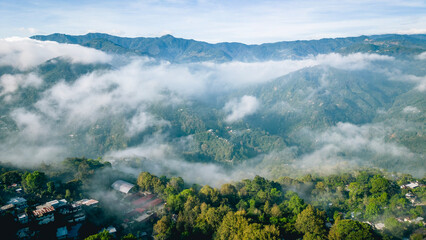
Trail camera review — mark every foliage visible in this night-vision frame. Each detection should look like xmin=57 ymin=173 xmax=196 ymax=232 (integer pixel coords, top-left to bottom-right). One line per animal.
xmin=84 ymin=230 xmax=113 ymax=240
xmin=328 ymin=220 xmax=376 ymax=240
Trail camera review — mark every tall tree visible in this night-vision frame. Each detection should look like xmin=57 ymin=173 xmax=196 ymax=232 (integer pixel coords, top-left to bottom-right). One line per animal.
xmin=328 ymin=220 xmax=376 ymax=240
xmin=295 ymin=205 xmax=327 ymax=240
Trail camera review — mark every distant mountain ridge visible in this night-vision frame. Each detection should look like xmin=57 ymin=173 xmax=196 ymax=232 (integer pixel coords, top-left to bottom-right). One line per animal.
xmin=31 ymin=33 xmax=426 ymax=62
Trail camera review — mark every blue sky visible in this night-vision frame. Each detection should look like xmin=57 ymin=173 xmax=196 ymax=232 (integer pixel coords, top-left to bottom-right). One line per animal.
xmin=1 ymin=0 xmax=425 ymax=43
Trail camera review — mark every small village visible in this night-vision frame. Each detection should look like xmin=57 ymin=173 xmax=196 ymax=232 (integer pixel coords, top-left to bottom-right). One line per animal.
xmin=0 ymin=179 xmax=165 ymax=239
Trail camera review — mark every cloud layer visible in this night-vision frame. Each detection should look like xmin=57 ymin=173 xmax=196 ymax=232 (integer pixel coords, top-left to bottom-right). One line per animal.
xmin=0 ymin=39 xmax=424 ymax=182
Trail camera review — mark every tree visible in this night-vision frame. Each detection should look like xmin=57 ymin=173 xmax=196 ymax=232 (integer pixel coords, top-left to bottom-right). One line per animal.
xmin=328 ymin=219 xmax=376 ymax=240
xmin=365 ymin=202 xmax=380 ymax=219
xmin=137 ymin=172 xmax=164 ymax=193
xmin=216 ymin=211 xmax=279 ymax=240
xmin=220 ymin=183 xmax=238 ymax=204
xmin=270 ymin=204 xmax=282 ymax=218
xmin=85 ymin=230 xmax=113 ymax=240
xmin=22 ymin=171 xmax=47 ymax=194
xmin=46 ymin=181 xmax=55 ymax=194
xmin=199 ymin=185 xmax=220 ymax=205
xmin=1 ymin=171 xmax=21 ymax=186
xmin=348 ymin=182 xmax=363 ymax=201
xmin=154 ymin=216 xmax=173 ymax=240
xmin=295 ymin=205 xmax=327 ymax=239
xmin=370 ymin=175 xmax=390 ymax=195
xmin=121 ymin=234 xmax=137 ymax=240
xmin=65 ymin=189 xmax=72 ymax=200
xmin=168 ymin=177 xmax=184 ymax=193
xmin=286 ymin=192 xmax=306 ymax=216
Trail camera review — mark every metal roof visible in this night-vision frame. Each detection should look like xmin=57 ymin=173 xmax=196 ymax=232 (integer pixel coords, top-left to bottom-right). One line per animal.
xmin=111 ymin=180 xmax=135 ymax=194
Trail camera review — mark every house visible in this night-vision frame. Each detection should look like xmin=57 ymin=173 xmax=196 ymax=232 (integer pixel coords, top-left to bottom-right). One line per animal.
xmin=106 ymin=226 xmax=117 ymax=234
xmin=111 ymin=180 xmax=136 ymax=194
xmin=375 ymin=223 xmax=385 ymax=230
xmin=405 ymin=192 xmax=418 ymax=203
xmin=18 ymin=213 xmax=29 ymax=224
xmin=7 ymin=197 xmax=28 ymax=210
xmin=1 ymin=204 xmax=15 ymax=213
xmin=135 ymin=212 xmax=153 ymax=222
xmin=132 ymin=194 xmax=154 ymax=207
xmin=67 ymin=223 xmax=82 ymax=240
xmin=46 ymin=199 xmax=67 ymax=209
xmin=401 ymin=181 xmax=420 ymax=189
xmin=56 ymin=227 xmax=68 ymax=240
xmin=33 ymin=206 xmax=55 ymax=225
xmin=66 ymin=211 xmax=86 ymax=223
xmin=144 ymin=198 xmax=163 ymax=209
xmin=75 ymin=199 xmax=99 ymax=207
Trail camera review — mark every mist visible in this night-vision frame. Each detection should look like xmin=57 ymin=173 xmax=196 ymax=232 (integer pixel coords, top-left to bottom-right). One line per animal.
xmin=0 ymin=38 xmax=424 ymax=185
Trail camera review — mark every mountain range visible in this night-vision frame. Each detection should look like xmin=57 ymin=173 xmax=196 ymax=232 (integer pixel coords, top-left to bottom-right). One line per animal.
xmin=0 ymin=33 xmax=424 ymax=178
xmin=31 ymin=33 xmax=426 ymax=62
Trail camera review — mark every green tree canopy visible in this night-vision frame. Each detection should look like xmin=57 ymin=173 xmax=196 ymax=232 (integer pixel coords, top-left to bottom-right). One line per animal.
xmin=295 ymin=205 xmax=327 ymax=240
xmin=328 ymin=219 xmax=376 ymax=240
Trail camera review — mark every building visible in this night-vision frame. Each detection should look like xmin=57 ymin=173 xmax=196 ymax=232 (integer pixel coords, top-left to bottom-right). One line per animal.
xmin=111 ymin=180 xmax=136 ymax=194
xmin=46 ymin=199 xmax=67 ymax=209
xmin=67 ymin=224 xmax=82 ymax=240
xmin=18 ymin=213 xmax=29 ymax=224
xmin=401 ymin=181 xmax=420 ymax=189
xmin=56 ymin=227 xmax=68 ymax=240
xmin=33 ymin=206 xmax=55 ymax=225
xmin=1 ymin=204 xmax=15 ymax=213
xmin=75 ymin=199 xmax=99 ymax=207
xmin=7 ymin=197 xmax=28 ymax=210
xmin=66 ymin=211 xmax=86 ymax=223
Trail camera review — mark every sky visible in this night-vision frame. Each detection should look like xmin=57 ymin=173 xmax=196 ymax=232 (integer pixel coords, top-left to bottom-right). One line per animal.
xmin=1 ymin=0 xmax=426 ymax=44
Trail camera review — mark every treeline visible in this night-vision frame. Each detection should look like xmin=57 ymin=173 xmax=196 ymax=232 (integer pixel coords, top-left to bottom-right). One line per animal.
xmin=0 ymin=157 xmax=111 ymax=206
xmin=133 ymin=170 xmax=425 ymax=240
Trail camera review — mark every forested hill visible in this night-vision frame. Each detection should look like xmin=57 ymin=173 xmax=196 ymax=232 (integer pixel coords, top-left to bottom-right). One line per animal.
xmin=31 ymin=33 xmax=426 ymax=62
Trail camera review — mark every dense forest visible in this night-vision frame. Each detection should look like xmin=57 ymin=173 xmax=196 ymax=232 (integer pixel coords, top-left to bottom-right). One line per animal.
xmin=0 ymin=158 xmax=424 ymax=239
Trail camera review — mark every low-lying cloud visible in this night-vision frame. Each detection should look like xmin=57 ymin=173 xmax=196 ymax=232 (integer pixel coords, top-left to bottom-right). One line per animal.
xmin=402 ymin=106 xmax=421 ymax=114
xmin=224 ymin=95 xmax=260 ymax=123
xmin=0 ymin=37 xmax=111 ymax=70
xmin=0 ymin=73 xmax=43 ymax=97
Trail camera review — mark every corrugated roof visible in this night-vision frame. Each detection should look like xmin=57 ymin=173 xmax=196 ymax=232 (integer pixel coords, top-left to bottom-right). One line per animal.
xmin=83 ymin=199 xmax=99 ymax=206
xmin=111 ymin=180 xmax=135 ymax=194
xmin=33 ymin=206 xmax=55 ymax=217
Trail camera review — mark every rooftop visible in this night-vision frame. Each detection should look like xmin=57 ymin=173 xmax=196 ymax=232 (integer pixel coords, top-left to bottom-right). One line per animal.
xmin=111 ymin=180 xmax=135 ymax=194
xmin=7 ymin=197 xmax=27 ymax=205
xmin=33 ymin=206 xmax=55 ymax=217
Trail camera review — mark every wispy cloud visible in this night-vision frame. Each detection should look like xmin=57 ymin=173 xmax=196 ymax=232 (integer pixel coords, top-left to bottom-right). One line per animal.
xmin=0 ymin=73 xmax=43 ymax=96
xmin=224 ymin=96 xmax=260 ymax=123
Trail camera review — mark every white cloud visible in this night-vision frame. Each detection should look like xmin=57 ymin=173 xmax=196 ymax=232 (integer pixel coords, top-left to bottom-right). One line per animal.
xmin=402 ymin=106 xmax=421 ymax=114
xmin=0 ymin=73 xmax=43 ymax=96
xmin=224 ymin=95 xmax=260 ymax=123
xmin=297 ymin=122 xmax=414 ymax=170
xmin=126 ymin=111 xmax=170 ymax=137
xmin=315 ymin=53 xmax=394 ymax=70
xmin=401 ymin=75 xmax=426 ymax=92
xmin=416 ymin=52 xmax=426 ymax=60
xmin=11 ymin=108 xmax=48 ymax=140
xmin=0 ymin=38 xmax=112 ymax=70
xmin=105 ymin=136 xmax=235 ymax=186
